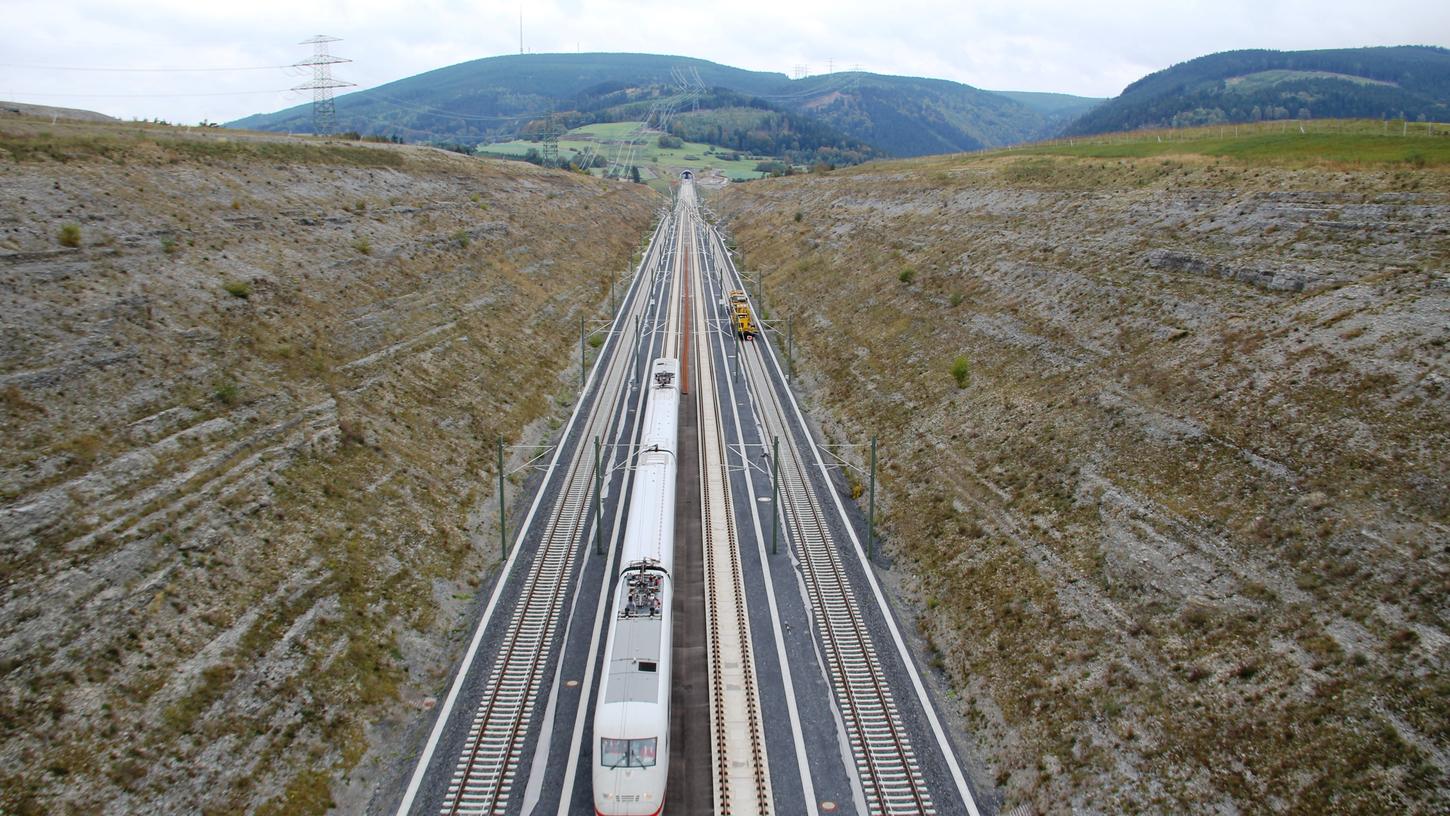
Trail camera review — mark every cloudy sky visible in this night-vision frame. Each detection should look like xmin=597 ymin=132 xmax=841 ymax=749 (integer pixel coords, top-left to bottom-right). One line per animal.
xmin=3 ymin=0 xmax=1446 ymax=124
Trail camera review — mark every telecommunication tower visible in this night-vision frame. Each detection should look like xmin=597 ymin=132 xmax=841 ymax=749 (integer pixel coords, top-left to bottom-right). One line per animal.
xmin=294 ymin=35 xmax=354 ymax=136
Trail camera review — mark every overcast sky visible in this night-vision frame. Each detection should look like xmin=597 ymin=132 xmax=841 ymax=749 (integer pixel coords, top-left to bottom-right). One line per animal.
xmin=3 ymin=0 xmax=1446 ymax=124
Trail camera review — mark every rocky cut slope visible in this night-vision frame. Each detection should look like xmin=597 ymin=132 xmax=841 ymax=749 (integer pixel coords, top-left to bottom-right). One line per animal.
xmin=0 ymin=120 xmax=656 ymax=814
xmin=715 ymin=143 xmax=1449 ymax=812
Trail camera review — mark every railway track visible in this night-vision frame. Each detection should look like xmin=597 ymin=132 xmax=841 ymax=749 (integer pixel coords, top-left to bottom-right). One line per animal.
xmin=723 ymin=259 xmax=937 ymax=815
xmin=433 ymin=216 xmax=676 ymax=816
xmin=686 ymin=208 xmax=774 ymax=816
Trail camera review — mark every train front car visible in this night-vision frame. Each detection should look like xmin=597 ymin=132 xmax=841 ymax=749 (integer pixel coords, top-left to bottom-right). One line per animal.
xmin=592 ymin=565 xmax=672 ymax=815
xmin=593 ymin=359 xmax=680 ymax=816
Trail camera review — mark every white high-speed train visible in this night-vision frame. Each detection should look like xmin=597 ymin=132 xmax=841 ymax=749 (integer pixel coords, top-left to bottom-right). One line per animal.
xmin=593 ymin=358 xmax=680 ymax=816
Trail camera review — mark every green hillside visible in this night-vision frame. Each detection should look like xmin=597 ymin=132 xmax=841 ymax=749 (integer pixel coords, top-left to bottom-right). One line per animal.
xmin=1067 ymin=46 xmax=1450 ymax=135
xmin=228 ymin=53 xmax=782 ymax=144
xmin=775 ymin=72 xmax=1057 ymax=155
xmin=226 ymin=52 xmax=1084 ymax=159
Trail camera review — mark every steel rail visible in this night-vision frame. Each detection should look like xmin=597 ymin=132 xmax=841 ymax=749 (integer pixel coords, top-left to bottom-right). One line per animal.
xmin=744 ymin=343 xmax=935 ymax=815
xmin=437 ymin=210 xmax=676 ymax=816
xmin=685 ymin=206 xmax=773 ymax=816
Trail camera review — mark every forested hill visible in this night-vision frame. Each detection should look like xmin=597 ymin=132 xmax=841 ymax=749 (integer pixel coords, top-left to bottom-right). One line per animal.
xmin=227 ymin=52 xmax=1096 ymax=158
xmin=777 ymin=72 xmax=1068 ymax=156
xmin=228 ymin=53 xmax=784 ymax=144
xmin=1067 ymin=46 xmax=1450 ymax=135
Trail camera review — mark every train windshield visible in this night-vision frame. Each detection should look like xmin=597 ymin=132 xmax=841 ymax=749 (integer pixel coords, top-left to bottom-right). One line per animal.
xmin=599 ymin=737 xmax=658 ymax=768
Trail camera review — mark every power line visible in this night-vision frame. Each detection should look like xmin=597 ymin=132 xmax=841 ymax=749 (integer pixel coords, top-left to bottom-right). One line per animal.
xmin=5 ymin=89 xmax=296 ymax=98
xmin=0 ymin=62 xmax=293 ymax=73
xmin=754 ymin=73 xmax=859 ymax=100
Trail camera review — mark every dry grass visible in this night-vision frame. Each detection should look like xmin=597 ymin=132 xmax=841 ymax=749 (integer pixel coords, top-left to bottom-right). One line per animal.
xmin=716 ymin=150 xmax=1450 ymax=813
xmin=0 ymin=119 xmax=656 ymax=814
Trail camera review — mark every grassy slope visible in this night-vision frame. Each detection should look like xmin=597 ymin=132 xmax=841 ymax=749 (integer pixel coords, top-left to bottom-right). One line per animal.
xmin=715 ymin=126 xmax=1449 ymax=813
xmin=0 ymin=119 xmax=657 ymax=814
xmin=1018 ymin=119 xmax=1450 ymax=166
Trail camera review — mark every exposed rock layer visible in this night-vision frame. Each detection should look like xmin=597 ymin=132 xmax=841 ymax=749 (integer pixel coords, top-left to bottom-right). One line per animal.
xmin=716 ymin=153 xmax=1449 ymax=813
xmin=0 ymin=119 xmax=656 ymax=814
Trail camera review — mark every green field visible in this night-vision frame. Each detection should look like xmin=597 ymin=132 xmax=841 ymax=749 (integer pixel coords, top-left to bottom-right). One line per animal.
xmin=1009 ymin=119 xmax=1450 ymax=167
xmin=1225 ymin=70 xmax=1396 ymax=92
xmin=476 ymin=121 xmax=768 ymax=182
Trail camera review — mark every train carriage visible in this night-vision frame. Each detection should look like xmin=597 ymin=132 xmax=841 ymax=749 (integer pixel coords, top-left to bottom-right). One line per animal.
xmin=593 ymin=358 xmax=680 ymax=816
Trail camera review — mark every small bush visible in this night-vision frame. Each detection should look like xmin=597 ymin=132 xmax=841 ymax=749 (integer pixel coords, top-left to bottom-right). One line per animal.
xmin=949 ymin=292 xmax=964 ymax=307
xmin=58 ymin=224 xmax=81 ymax=247
xmin=453 ymin=230 xmax=469 ymax=248
xmin=222 ymin=280 xmax=251 ymax=298
xmin=213 ymin=382 xmax=239 ymax=406
xmin=588 ymin=332 xmax=604 ymax=349
xmin=950 ymin=355 xmax=971 ymax=388
xmin=898 ymin=267 xmax=916 ymax=284
xmin=793 ymin=211 xmax=803 ymax=223
xmin=161 ymin=238 xmax=178 ymax=254
xmin=353 ymin=237 xmax=371 ymax=255
xmin=338 ymin=419 xmax=367 ymax=446
xmin=1388 ymin=628 xmax=1420 ymax=651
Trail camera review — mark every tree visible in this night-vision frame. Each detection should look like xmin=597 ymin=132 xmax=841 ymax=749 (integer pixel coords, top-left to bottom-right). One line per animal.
xmin=629 ymin=165 xmax=642 ymax=183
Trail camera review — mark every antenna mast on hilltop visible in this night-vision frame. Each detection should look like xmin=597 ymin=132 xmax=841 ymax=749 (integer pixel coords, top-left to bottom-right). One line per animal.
xmin=294 ymin=35 xmax=354 ymax=136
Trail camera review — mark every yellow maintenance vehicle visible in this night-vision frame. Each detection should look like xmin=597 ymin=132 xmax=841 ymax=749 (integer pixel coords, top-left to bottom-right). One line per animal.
xmin=727 ymin=289 xmax=756 ymax=340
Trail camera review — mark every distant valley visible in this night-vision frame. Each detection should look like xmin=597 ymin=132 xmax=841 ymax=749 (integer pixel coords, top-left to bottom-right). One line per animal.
xmin=227 ymin=46 xmax=1449 ymax=170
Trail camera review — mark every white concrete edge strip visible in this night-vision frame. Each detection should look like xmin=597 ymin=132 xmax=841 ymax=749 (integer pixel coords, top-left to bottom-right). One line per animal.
xmin=717 ymin=235 xmax=869 ymax=816
xmin=525 ymin=378 xmax=635 ymax=814
xmin=739 ymin=263 xmax=982 ymax=816
xmin=395 ymin=211 xmax=668 ymax=816
xmin=690 ymin=215 xmax=771 ymax=809
xmin=550 ymin=371 xmax=647 ymax=815
xmin=554 ymin=199 xmax=685 ymax=816
xmin=524 ymin=277 xmax=652 ymax=813
xmin=707 ymin=219 xmax=819 ymax=813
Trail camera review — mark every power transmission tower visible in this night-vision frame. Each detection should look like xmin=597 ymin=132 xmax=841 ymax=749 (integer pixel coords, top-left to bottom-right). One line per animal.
xmin=793 ymin=64 xmax=807 ymax=80
xmin=294 ymin=35 xmax=354 ymax=136
xmin=542 ymin=115 xmax=561 ymax=166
